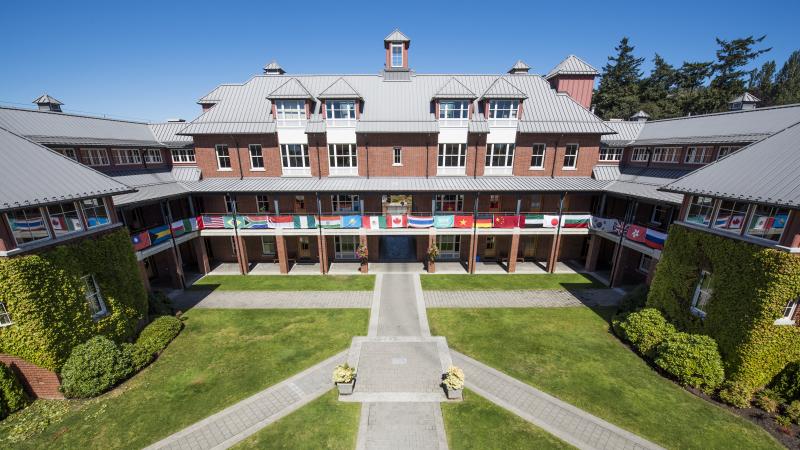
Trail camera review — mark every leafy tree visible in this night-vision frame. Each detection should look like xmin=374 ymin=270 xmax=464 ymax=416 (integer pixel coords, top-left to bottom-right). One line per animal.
xmin=639 ymin=54 xmax=681 ymax=118
xmin=748 ymin=60 xmax=776 ymax=105
xmin=775 ymin=50 xmax=800 ymax=105
xmin=710 ymin=35 xmax=771 ymax=108
xmin=594 ymin=37 xmax=645 ymax=119
xmin=676 ymin=61 xmax=714 ymax=92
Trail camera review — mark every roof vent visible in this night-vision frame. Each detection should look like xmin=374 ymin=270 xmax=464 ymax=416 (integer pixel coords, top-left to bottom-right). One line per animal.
xmin=629 ymin=110 xmax=650 ymax=122
xmin=263 ymin=60 xmax=286 ymax=75
xmin=728 ymin=92 xmax=760 ymax=111
xmin=32 ymin=94 xmax=63 ymax=112
xmin=167 ymin=118 xmax=186 ymax=122
xmin=508 ymin=60 xmax=531 ymax=75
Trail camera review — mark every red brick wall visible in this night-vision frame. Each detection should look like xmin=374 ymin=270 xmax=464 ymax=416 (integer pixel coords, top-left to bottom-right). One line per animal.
xmin=358 ymin=134 xmax=436 ymax=177
xmin=193 ymin=135 xmax=281 ymax=178
xmin=0 ymin=354 xmax=63 ymax=399
xmin=515 ymin=134 xmax=600 ymax=177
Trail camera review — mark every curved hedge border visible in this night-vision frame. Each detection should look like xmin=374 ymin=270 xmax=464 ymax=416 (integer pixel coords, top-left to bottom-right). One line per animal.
xmin=0 ymin=229 xmax=147 ymax=371
xmin=647 ymin=224 xmax=800 ymax=389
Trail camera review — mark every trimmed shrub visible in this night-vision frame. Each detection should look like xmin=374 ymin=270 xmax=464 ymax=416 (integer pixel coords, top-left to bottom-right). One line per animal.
xmin=754 ymin=389 xmax=782 ymax=414
xmin=618 ymin=308 xmax=676 ymax=357
xmin=785 ymin=400 xmax=800 ymax=424
xmin=618 ymin=284 xmax=649 ymax=314
xmin=135 ymin=316 xmax=183 ymax=357
xmin=654 ymin=332 xmax=725 ymax=393
xmin=0 ymin=362 xmax=28 ymax=415
xmin=718 ymin=381 xmax=754 ymax=408
xmin=60 ymin=336 xmax=133 ymax=398
xmin=121 ymin=342 xmax=153 ymax=372
xmin=148 ymin=291 xmax=174 ymax=316
xmin=770 ymin=361 xmax=800 ymax=402
xmin=610 ymin=314 xmax=627 ymax=338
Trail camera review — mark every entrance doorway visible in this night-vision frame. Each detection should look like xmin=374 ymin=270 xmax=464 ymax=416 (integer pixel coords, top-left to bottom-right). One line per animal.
xmin=298 ymin=236 xmax=312 ymax=259
xmin=379 ymin=236 xmax=416 ymax=261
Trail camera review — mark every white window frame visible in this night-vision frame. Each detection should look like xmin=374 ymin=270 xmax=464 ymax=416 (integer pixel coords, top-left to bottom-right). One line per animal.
xmin=256 ymin=195 xmax=270 ymax=213
xmin=275 ymin=100 xmax=306 ymax=127
xmin=599 ymin=147 xmax=623 ymax=162
xmin=437 ymin=144 xmax=467 ymax=175
xmin=488 ymin=100 xmax=519 ymax=125
xmin=563 ymin=144 xmax=579 ymax=169
xmin=48 ymin=201 xmax=83 ymax=237
xmin=280 ymin=144 xmax=311 ymax=176
xmin=325 ymin=100 xmax=356 ymax=127
xmin=775 ymin=299 xmax=798 ymax=326
xmin=717 ymin=146 xmax=738 ymax=160
xmin=631 ymin=147 xmax=649 ymax=162
xmin=82 ymin=148 xmax=110 ymax=166
xmin=437 ymin=235 xmax=461 ymax=260
xmin=224 ymin=194 xmax=236 ymax=213
xmin=249 ymin=144 xmax=264 ymax=170
xmin=112 ymin=149 xmax=141 ymax=165
xmin=0 ymin=301 xmax=11 ymax=327
xmin=435 ymin=194 xmax=464 ymax=213
xmin=328 ymin=144 xmax=358 ymax=176
xmin=55 ymin=148 xmax=78 ymax=161
xmin=261 ymin=236 xmax=276 ymax=256
xmin=393 ymin=147 xmax=402 ymax=166
xmin=691 ymin=270 xmax=712 ymax=318
xmin=745 ymin=204 xmax=789 ymax=242
xmin=82 ymin=274 xmax=108 ymax=319
xmin=143 ymin=149 xmax=163 ymax=164
xmin=81 ymin=198 xmax=110 ymax=229
xmin=638 ymin=254 xmax=652 ymax=274
xmin=485 ymin=143 xmax=515 ymax=175
xmin=529 ymin=143 xmax=546 ymax=169
xmin=713 ymin=200 xmax=749 ymax=232
xmin=331 ymin=194 xmax=360 ymax=213
xmin=650 ymin=205 xmax=667 ymax=226
xmin=334 ymin=235 xmax=359 ymax=260
xmin=439 ymin=100 xmax=469 ymax=126
xmin=652 ymin=147 xmax=679 ymax=163
xmin=684 ymin=146 xmax=712 ymax=164
xmin=7 ymin=207 xmax=51 ymax=246
xmin=390 ymin=43 xmax=403 ymax=68
xmin=170 ymin=148 xmax=196 ymax=163
xmin=216 ymin=144 xmax=232 ymax=171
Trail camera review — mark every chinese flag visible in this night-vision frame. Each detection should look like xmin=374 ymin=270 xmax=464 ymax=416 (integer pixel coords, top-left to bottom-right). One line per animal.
xmin=493 ymin=215 xmax=520 ymax=228
xmin=454 ymin=215 xmax=474 ymax=228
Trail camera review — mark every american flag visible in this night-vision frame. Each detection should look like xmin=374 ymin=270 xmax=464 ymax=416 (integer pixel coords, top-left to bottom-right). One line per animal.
xmin=202 ymin=215 xmax=226 ymax=229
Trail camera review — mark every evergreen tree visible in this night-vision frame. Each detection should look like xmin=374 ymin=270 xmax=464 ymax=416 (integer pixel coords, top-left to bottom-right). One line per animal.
xmin=748 ymin=60 xmax=776 ymax=105
xmin=710 ymin=35 xmax=771 ymax=108
xmin=775 ymin=50 xmax=800 ymax=105
xmin=594 ymin=37 xmax=645 ymax=119
xmin=639 ymin=54 xmax=680 ymax=118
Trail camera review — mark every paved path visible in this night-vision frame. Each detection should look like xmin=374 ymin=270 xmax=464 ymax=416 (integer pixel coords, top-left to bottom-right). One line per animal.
xmin=144 ymin=351 xmax=347 ymax=450
xmin=172 ymin=290 xmax=372 ymax=310
xmin=356 ymin=402 xmax=448 ymax=450
xmin=424 ymin=288 xmax=622 ymax=308
xmin=375 ymin=273 xmax=429 ymax=336
xmin=451 ymin=351 xmax=664 ymax=450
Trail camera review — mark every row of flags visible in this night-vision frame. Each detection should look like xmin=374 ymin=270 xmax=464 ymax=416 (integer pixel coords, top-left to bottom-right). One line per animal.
xmin=131 ymin=217 xmax=199 ymax=251
xmin=589 ymin=216 xmax=667 ymax=250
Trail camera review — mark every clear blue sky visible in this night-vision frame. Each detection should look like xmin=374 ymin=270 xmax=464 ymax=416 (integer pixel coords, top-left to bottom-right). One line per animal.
xmin=1 ymin=0 xmax=797 ymax=122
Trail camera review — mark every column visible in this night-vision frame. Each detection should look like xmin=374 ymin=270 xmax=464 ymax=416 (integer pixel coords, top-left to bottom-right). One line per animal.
xmin=468 ymin=234 xmax=478 ymax=274
xmin=236 ymin=235 xmax=250 ymax=275
xmin=547 ymin=233 xmax=562 ymax=273
xmin=507 ymin=230 xmax=520 ymax=273
xmin=359 ymin=232 xmax=368 ymax=273
xmin=194 ymin=237 xmax=210 ymax=275
xmin=317 ymin=234 xmax=328 ymax=274
xmin=584 ymin=235 xmax=601 ymax=272
xmin=137 ymin=260 xmax=151 ymax=292
xmin=166 ymin=249 xmax=184 ymax=289
xmin=428 ymin=228 xmax=437 ymax=273
xmin=610 ymin=244 xmax=626 ymax=288
xmin=275 ymin=234 xmax=288 ymax=274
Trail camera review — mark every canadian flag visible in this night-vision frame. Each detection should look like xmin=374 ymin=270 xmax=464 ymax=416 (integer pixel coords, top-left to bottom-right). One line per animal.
xmin=386 ymin=214 xmax=407 ymax=228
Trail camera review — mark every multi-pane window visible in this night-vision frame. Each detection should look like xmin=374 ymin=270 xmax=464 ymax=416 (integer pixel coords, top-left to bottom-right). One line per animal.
xmin=325 ymin=100 xmax=356 ymax=125
xmin=631 ymin=147 xmax=649 ymax=162
xmin=439 ymin=100 xmax=469 ymax=126
xmin=685 ymin=146 xmax=713 ymax=164
xmin=224 ymin=194 xmax=236 ymax=213
xmin=435 ymin=194 xmax=464 ymax=212
xmin=691 ymin=270 xmax=713 ymax=317
xmin=275 ymin=100 xmax=306 ymax=126
xmin=391 ymin=43 xmax=403 ymax=67
xmin=143 ymin=149 xmax=163 ymax=163
xmin=82 ymin=274 xmax=108 ymax=319
xmin=47 ymin=202 xmax=83 ymax=237
xmin=713 ymin=200 xmax=748 ymax=232
xmin=717 ymin=146 xmax=739 ymax=160
xmin=599 ymin=147 xmax=623 ymax=161
xmin=485 ymin=144 xmax=515 ymax=167
xmin=393 ymin=147 xmax=402 ymax=165
xmin=256 ymin=195 xmax=270 ymax=213
xmin=171 ymin=149 xmax=196 ymax=163
xmin=530 ymin=144 xmax=546 ymax=168
xmin=488 ymin=100 xmax=519 ymax=120
xmin=437 ymin=144 xmax=466 ymax=168
xmin=652 ymin=147 xmax=679 ymax=163
xmin=81 ymin=198 xmax=109 ymax=228
xmin=6 ymin=207 xmax=49 ymax=245
xmin=335 ymin=235 xmax=359 ymax=259
xmin=249 ymin=144 xmax=264 ymax=170
xmin=746 ymin=204 xmax=790 ymax=242
xmin=685 ymin=196 xmax=714 ymax=226
xmin=0 ymin=302 xmax=11 ymax=327
xmin=563 ymin=144 xmax=579 ymax=169
xmin=328 ymin=144 xmax=358 ymax=169
xmin=261 ymin=236 xmax=276 ymax=256
xmin=215 ymin=145 xmax=231 ymax=170
xmin=650 ymin=205 xmax=669 ymax=226
xmin=437 ymin=235 xmax=461 ymax=259
xmin=332 ymin=195 xmax=360 ymax=213
xmin=280 ymin=144 xmax=310 ymax=168
xmin=113 ymin=149 xmax=141 ymax=165
xmin=638 ymin=254 xmax=653 ymax=273
xmin=82 ymin=149 xmax=109 ymax=166
xmin=55 ymin=148 xmax=78 ymax=161
xmin=295 ymin=195 xmax=306 ymax=211
xmin=776 ymin=299 xmax=798 ymax=325
xmin=488 ymin=195 xmax=501 ymax=211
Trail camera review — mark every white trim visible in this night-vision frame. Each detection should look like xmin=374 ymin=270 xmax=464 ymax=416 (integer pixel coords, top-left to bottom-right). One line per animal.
xmin=530 ymin=143 xmax=546 ymax=169
xmin=690 ymin=270 xmax=712 ymax=319
xmin=171 ymin=148 xmax=196 ymax=163
xmin=0 ymin=301 xmax=12 ymax=327
xmin=390 ymin=43 xmax=403 ymax=68
xmin=215 ymin=144 xmax=231 ymax=170
xmin=82 ymin=274 xmax=108 ymax=319
xmin=563 ymin=143 xmax=579 ymax=169
xmin=631 ymin=147 xmax=648 ymax=162
xmin=249 ymin=144 xmax=264 ymax=170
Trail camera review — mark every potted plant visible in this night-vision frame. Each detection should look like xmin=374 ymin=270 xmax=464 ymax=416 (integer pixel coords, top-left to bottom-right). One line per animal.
xmin=356 ymin=244 xmax=369 ymax=273
xmin=333 ymin=363 xmax=356 ymax=395
xmin=427 ymin=244 xmax=439 ymax=273
xmin=442 ymin=365 xmax=464 ymax=400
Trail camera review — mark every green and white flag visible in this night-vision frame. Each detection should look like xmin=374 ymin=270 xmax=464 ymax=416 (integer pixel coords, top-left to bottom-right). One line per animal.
xmin=524 ymin=214 xmax=544 ymax=228
xmin=293 ymin=215 xmax=317 ymax=229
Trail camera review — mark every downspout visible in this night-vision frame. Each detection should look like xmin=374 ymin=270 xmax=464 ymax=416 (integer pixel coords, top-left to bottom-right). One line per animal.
xmin=550 ymin=134 xmax=563 ymax=178
xmin=163 ymin=200 xmax=185 ymax=289
xmin=425 ymin=136 xmax=430 ymax=178
xmin=230 ymin=135 xmax=244 ymax=180
xmin=551 ymin=191 xmax=566 ymax=273
xmin=473 ymin=136 xmax=479 ymax=179
xmin=365 ymin=138 xmax=370 ymax=179
xmin=230 ymin=193 xmax=243 ymax=272
xmin=609 ymin=197 xmax=636 ymax=287
xmin=316 ymin=192 xmax=325 ymax=274
xmin=316 ymin=138 xmax=322 ymax=180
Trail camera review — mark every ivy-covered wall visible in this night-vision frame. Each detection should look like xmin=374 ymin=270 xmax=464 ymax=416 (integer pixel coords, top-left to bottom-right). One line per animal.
xmin=0 ymin=229 xmax=147 ymax=371
xmin=647 ymin=224 xmax=800 ymax=389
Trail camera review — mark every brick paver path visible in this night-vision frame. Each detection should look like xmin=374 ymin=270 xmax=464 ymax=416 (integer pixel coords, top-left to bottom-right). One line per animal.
xmin=424 ymin=288 xmax=622 ymax=308
xmin=144 ymin=351 xmax=347 ymax=450
xmin=451 ymin=351 xmax=664 ymax=450
xmin=172 ymin=290 xmax=372 ymax=310
xmin=356 ymin=402 xmax=448 ymax=450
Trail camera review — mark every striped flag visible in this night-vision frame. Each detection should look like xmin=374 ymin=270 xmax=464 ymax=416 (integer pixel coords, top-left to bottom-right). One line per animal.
xmin=149 ymin=224 xmax=172 ymax=245
xmin=320 ymin=216 xmax=342 ymax=229
xmin=131 ymin=231 xmax=151 ymax=251
xmin=408 ymin=215 xmax=434 ymax=228
xmin=644 ymin=228 xmax=667 ymax=249
xmin=524 ymin=214 xmax=544 ymax=228
xmin=386 ymin=215 xmax=407 ymax=228
xmin=562 ymin=215 xmax=592 ymax=228
xmin=11 ymin=217 xmax=46 ymax=231
xmin=362 ymin=216 xmax=386 ymax=229
xmin=267 ymin=216 xmax=295 ymax=229
xmin=475 ymin=215 xmax=493 ymax=228
xmin=433 ymin=215 xmax=455 ymax=228
xmin=341 ymin=215 xmax=362 ymax=229
xmin=244 ymin=215 xmax=270 ymax=229
xmin=293 ymin=215 xmax=317 ymax=229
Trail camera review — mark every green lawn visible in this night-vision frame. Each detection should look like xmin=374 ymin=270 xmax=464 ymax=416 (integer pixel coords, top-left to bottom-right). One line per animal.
xmin=442 ymin=390 xmax=573 ymax=449
xmin=429 ymin=308 xmax=781 ymax=450
xmin=1 ymin=309 xmax=368 ymax=449
xmin=234 ymin=390 xmax=360 ymax=449
xmin=192 ymin=274 xmax=375 ymax=291
xmin=420 ymin=273 xmax=603 ymax=291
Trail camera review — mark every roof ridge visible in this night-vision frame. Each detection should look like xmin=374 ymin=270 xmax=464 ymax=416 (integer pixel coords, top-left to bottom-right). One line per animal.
xmin=0 ymin=105 xmax=149 ymax=125
xmin=646 ymin=103 xmax=800 ymax=123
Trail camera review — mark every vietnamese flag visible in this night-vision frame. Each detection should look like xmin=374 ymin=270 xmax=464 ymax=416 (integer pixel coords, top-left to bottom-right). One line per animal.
xmin=386 ymin=214 xmax=407 ymax=228
xmin=493 ymin=215 xmax=520 ymax=228
xmin=454 ymin=215 xmax=474 ymax=228
xmin=625 ymin=224 xmax=647 ymax=243
xmin=475 ymin=215 xmax=493 ymax=228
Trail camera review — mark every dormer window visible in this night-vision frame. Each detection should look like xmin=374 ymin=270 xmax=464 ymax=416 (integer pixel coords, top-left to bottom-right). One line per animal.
xmin=488 ymin=100 xmax=519 ymax=120
xmin=391 ymin=43 xmax=403 ymax=68
xmin=325 ymin=100 xmax=356 ymax=127
xmin=439 ymin=100 xmax=469 ymax=127
xmin=275 ymin=100 xmax=306 ymax=127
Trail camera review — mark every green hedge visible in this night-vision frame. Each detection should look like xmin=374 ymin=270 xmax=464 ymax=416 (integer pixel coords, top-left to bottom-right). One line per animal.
xmin=654 ymin=332 xmax=725 ymax=393
xmin=0 ymin=229 xmax=147 ymax=371
xmin=617 ymin=308 xmax=676 ymax=357
xmin=647 ymin=224 xmax=800 ymax=389
xmin=0 ymin=362 xmax=28 ymax=418
xmin=134 ymin=316 xmax=183 ymax=357
xmin=60 ymin=336 xmax=134 ymax=398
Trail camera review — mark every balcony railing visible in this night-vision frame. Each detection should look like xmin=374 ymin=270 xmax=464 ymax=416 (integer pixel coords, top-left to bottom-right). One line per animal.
xmin=590 ymin=216 xmax=667 ymax=250
xmin=130 ymin=217 xmax=199 ymax=252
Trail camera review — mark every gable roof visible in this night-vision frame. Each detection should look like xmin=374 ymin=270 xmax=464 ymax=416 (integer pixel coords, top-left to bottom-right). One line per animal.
xmin=432 ymin=77 xmax=477 ymax=99
xmin=729 ymin=92 xmax=760 ymax=104
xmin=545 ymin=55 xmax=599 ymax=79
xmin=481 ymin=77 xmax=528 ymax=99
xmin=266 ymin=78 xmax=314 ymax=99
xmin=149 ymin=122 xmax=194 ymax=148
xmin=0 ymin=127 xmax=132 ymax=211
xmin=601 ymin=120 xmax=645 ymax=146
xmin=384 ymin=29 xmax=410 ymax=42
xmin=263 ymin=60 xmax=285 ymax=74
xmin=317 ymin=77 xmax=362 ymax=99
xmin=603 ymin=167 xmax=690 ymax=204
xmin=509 ymin=60 xmax=531 ymax=72
xmin=32 ymin=94 xmax=63 ymax=106
xmin=662 ymin=122 xmax=800 ymax=208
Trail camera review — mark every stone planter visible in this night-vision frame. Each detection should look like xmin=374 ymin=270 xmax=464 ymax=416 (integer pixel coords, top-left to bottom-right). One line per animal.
xmin=337 ymin=380 xmax=355 ymax=395
xmin=445 ymin=386 xmax=463 ymax=400
xmin=359 ymin=262 xmax=368 ymax=273
xmin=428 ymin=260 xmax=436 ymax=273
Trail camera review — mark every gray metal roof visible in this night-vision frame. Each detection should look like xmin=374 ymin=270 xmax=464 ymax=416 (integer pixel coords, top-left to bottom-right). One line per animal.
xmin=601 ymin=120 xmax=644 ymax=146
xmin=305 ymin=115 xmax=326 ymax=133
xmin=729 ymin=92 xmax=760 ymax=104
xmin=32 ymin=94 xmax=63 ymax=106
xmin=508 ymin=60 xmax=531 ymax=74
xmin=108 ymin=168 xmax=196 ymax=207
xmin=267 ymin=78 xmax=314 ymax=99
xmin=545 ymin=55 xmax=599 ymax=80
xmin=605 ymin=180 xmax=684 ymax=204
xmin=171 ymin=166 xmax=201 ymax=182
xmin=602 ymin=167 xmax=691 ymax=205
xmin=468 ymin=114 xmax=489 ymax=134
xmin=432 ymin=78 xmax=477 ymax=99
xmin=317 ymin=77 xmax=362 ymax=99
xmin=631 ymin=104 xmax=800 ymax=146
xmin=263 ymin=60 xmax=285 ymax=74
xmin=592 ymin=165 xmax=620 ymax=181
xmin=0 ymin=106 xmax=161 ymax=147
xmin=384 ymin=29 xmax=410 ymax=42
xmin=113 ymin=182 xmax=189 ymax=207
xmin=0 ymin=127 xmax=132 ymax=211
xmin=355 ymin=121 xmax=438 ymax=133
xmin=182 ymin=176 xmax=609 ymax=194
xmin=481 ymin=77 xmax=528 ymax=99
xmin=663 ymin=122 xmax=800 ymax=208
xmin=149 ymin=122 xmax=194 ymax=148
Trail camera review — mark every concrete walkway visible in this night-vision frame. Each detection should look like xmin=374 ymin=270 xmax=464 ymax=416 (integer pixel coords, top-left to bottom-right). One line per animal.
xmin=451 ymin=351 xmax=664 ymax=450
xmin=172 ymin=290 xmax=372 ymax=310
xmin=145 ymin=351 xmax=348 ymax=450
xmin=424 ymin=288 xmax=623 ymax=308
